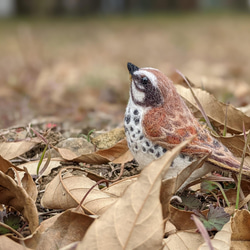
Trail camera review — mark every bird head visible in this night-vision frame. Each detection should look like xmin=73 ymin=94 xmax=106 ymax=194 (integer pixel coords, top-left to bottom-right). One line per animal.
xmin=127 ymin=62 xmax=182 ymax=109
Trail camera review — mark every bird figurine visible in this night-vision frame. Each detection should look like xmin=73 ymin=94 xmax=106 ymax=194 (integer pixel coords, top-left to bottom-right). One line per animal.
xmin=124 ymin=62 xmax=250 ymax=187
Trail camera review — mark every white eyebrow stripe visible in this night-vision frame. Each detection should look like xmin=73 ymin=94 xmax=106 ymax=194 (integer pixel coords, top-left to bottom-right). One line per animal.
xmin=142 ymin=67 xmax=160 ymax=71
xmin=134 ymin=69 xmax=158 ymax=87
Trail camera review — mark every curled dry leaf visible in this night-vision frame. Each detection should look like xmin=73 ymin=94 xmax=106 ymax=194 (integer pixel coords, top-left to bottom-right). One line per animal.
xmin=161 ymin=155 xmax=208 ymax=218
xmin=169 ymin=205 xmax=208 ymax=231
xmin=0 ymin=171 xmax=38 ymax=233
xmin=22 ymin=208 xmax=94 ymax=250
xmin=41 ymin=167 xmax=117 ymax=215
xmin=103 ymin=176 xmax=138 ymax=197
xmin=0 ymin=235 xmax=33 ymax=250
xmin=112 ymin=148 xmax=134 ymax=164
xmin=218 ymin=134 xmax=249 ymax=157
xmin=77 ymin=139 xmax=191 ymax=250
xmin=18 ymin=159 xmax=62 ymax=179
xmin=163 ymin=231 xmax=204 ymax=250
xmin=21 ymin=167 xmax=38 ymax=202
xmin=164 ymin=220 xmax=177 ymax=236
xmin=0 ymin=155 xmax=24 ymax=173
xmin=231 ymin=209 xmax=250 ymax=241
xmin=0 ymin=139 xmax=40 ymax=160
xmin=56 ymin=139 xmax=129 ymax=164
xmin=176 ymin=85 xmax=250 ymax=133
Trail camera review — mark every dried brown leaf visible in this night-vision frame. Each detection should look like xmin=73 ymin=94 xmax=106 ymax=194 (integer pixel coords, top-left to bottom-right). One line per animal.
xmin=176 ymin=85 xmax=250 ymax=133
xmin=0 ymin=155 xmax=24 ymax=173
xmin=55 ymin=147 xmax=78 ymax=160
xmin=18 ymin=159 xmax=62 ymax=179
xmin=169 ymin=205 xmax=208 ymax=230
xmin=0 ymin=139 xmax=40 ymax=160
xmin=164 ymin=220 xmax=176 ymax=236
xmin=56 ymin=139 xmax=128 ymax=164
xmin=112 ymin=149 xmax=134 ymax=164
xmin=103 ymin=176 xmax=138 ymax=197
xmin=0 ymin=235 xmax=33 ymax=250
xmin=161 ymin=155 xmax=208 ymax=218
xmin=41 ymin=167 xmax=117 ymax=215
xmin=163 ymin=231 xmax=204 ymax=250
xmin=230 ymin=241 xmax=250 ymax=250
xmin=21 ymin=167 xmax=38 ymax=201
xmin=231 ymin=209 xmax=250 ymax=241
xmin=77 ymin=139 xmax=191 ymax=250
xmin=218 ymin=134 xmax=249 ymax=157
xmin=22 ymin=208 xmax=94 ymax=250
xmin=0 ymin=171 xmax=38 ymax=233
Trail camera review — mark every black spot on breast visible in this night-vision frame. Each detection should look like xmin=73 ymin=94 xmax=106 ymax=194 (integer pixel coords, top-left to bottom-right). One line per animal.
xmin=180 ymin=153 xmax=185 ymax=159
xmin=133 ymin=109 xmax=139 ymax=115
xmin=137 ymin=130 xmax=141 ymax=134
xmin=146 ymin=141 xmax=150 ymax=147
xmin=125 ymin=115 xmax=131 ymax=124
xmin=134 ymin=117 xmax=140 ymax=125
xmin=170 ymin=160 xmax=175 ymax=167
xmin=135 ymin=144 xmax=138 ymax=150
xmin=142 ymin=147 xmax=146 ymax=152
xmin=156 ymin=152 xmax=161 ymax=158
xmin=139 ymin=135 xmax=144 ymax=140
xmin=162 ymin=148 xmax=167 ymax=153
xmin=149 ymin=148 xmax=154 ymax=153
xmin=132 ymin=134 xmax=135 ymax=138
xmin=154 ymin=144 xmax=159 ymax=149
xmin=130 ymin=127 xmax=134 ymax=132
xmin=189 ymin=156 xmax=194 ymax=162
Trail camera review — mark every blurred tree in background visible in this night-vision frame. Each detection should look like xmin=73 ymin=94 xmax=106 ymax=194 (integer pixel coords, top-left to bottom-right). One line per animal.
xmin=0 ymin=0 xmax=249 ymax=129
xmin=0 ymin=0 xmax=247 ymax=17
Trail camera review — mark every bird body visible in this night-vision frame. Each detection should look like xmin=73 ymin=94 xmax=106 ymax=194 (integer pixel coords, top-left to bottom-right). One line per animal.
xmin=125 ymin=62 xmax=250 ymax=185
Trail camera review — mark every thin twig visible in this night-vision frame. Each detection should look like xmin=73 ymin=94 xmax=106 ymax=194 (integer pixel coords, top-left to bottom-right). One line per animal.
xmin=223 ymin=102 xmax=229 ymax=136
xmin=110 ymin=163 xmax=125 ymax=182
xmin=0 ymin=222 xmax=23 ymax=238
xmin=77 ymin=179 xmax=109 ymax=209
xmin=235 ymin=128 xmax=250 ymax=209
xmin=176 ymin=70 xmax=215 ymax=133
xmin=204 ymin=180 xmax=230 ymax=207
xmin=191 ymin=215 xmax=214 ymax=250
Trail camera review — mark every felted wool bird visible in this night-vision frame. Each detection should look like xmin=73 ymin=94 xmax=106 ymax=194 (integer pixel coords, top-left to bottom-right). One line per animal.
xmin=124 ymin=62 xmax=250 ymax=187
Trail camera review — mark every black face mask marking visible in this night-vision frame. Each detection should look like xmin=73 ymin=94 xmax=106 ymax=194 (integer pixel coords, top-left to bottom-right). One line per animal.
xmin=131 ymin=74 xmax=162 ymax=107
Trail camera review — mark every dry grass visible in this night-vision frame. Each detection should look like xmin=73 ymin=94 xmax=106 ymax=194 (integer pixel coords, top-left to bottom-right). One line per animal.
xmin=0 ymin=13 xmax=249 ymax=128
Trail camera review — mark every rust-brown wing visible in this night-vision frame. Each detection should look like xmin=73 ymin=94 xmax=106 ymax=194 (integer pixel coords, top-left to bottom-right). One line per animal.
xmin=143 ymin=107 xmax=250 ymax=175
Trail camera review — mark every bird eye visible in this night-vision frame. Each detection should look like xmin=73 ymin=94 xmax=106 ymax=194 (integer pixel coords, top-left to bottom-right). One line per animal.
xmin=142 ymin=76 xmax=148 ymax=84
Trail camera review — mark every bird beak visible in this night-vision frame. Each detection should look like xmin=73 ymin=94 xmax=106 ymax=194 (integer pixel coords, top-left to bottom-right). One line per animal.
xmin=127 ymin=62 xmax=139 ymax=75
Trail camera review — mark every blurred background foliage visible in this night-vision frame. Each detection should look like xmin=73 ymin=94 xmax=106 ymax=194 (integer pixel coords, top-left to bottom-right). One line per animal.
xmin=0 ymin=0 xmax=250 ymax=129
xmin=7 ymin=0 xmax=250 ymax=16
